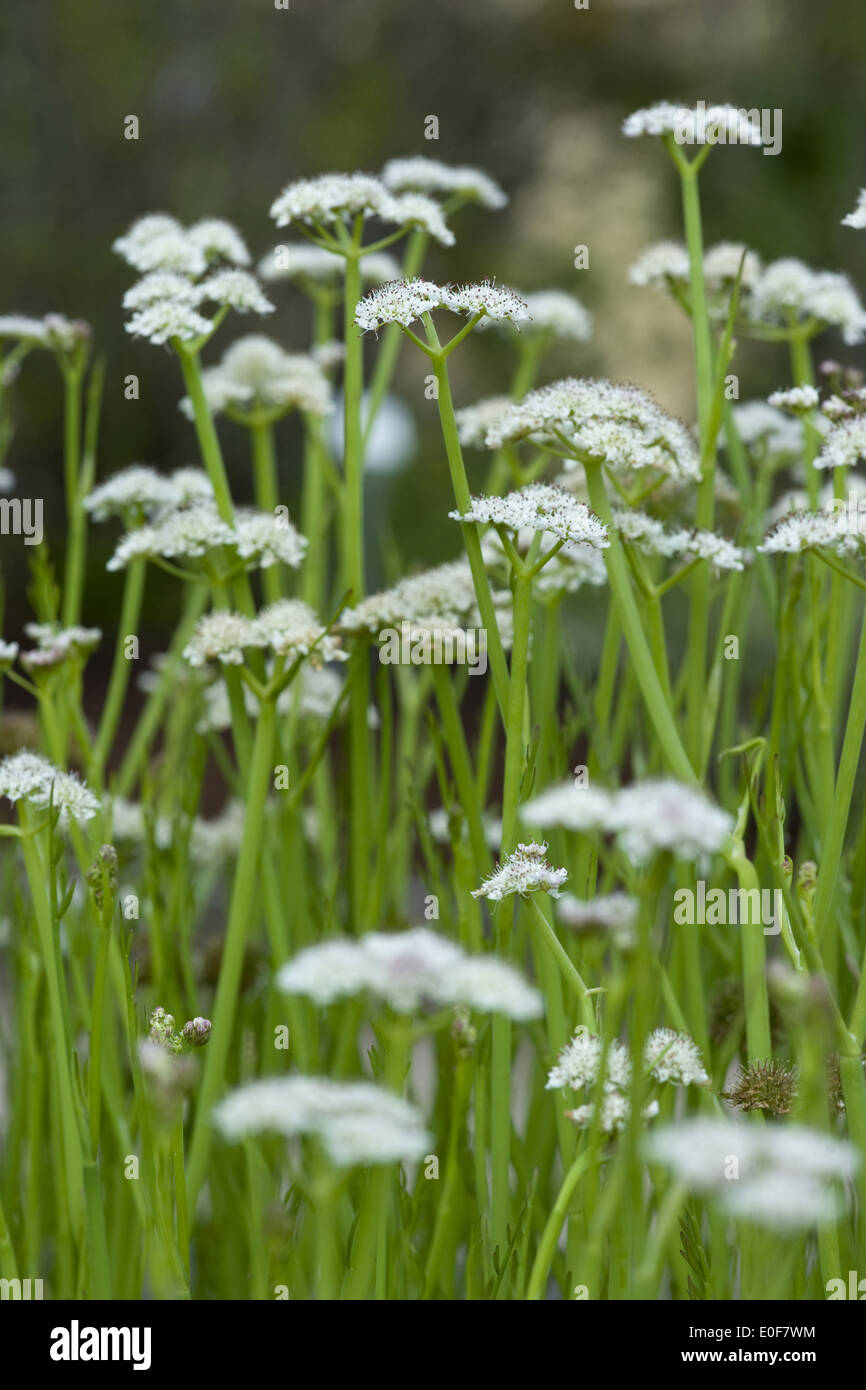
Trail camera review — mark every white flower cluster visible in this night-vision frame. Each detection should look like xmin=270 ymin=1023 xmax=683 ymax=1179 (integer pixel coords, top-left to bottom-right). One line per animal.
xmin=767 ymin=385 xmax=820 ymax=412
xmin=478 ymin=289 xmax=592 ymax=342
xmin=647 ymin=1118 xmax=858 ymax=1232
xmin=382 ymin=156 xmax=507 ymax=210
xmin=482 ymin=526 xmax=608 ymax=599
xmin=547 ymin=1024 xmax=710 ymax=1095
xmin=277 ymin=925 xmax=542 ymax=1019
xmin=86 ymin=465 xmax=213 ymax=521
xmin=215 ymin=1075 xmax=431 ymax=1168
xmin=747 ymin=259 xmax=866 ymax=346
xmin=354 ymin=277 xmax=529 ymax=333
xmin=484 ymin=378 xmax=701 ymax=482
xmin=183 ymin=599 xmax=345 ymax=669
xmin=622 ymin=102 xmax=765 ymax=147
xmin=269 ymin=172 xmax=454 ymax=246
xmin=0 ymin=750 xmax=100 ymax=824
xmin=181 ymin=336 xmax=333 ymax=419
xmin=842 ymin=190 xmax=866 ymax=230
xmin=340 ymin=557 xmax=510 ymax=638
xmin=115 ymin=214 xmax=273 ymax=345
xmin=523 ymin=778 xmax=733 ymax=866
xmin=566 ymin=1092 xmax=660 ymax=1135
xmin=455 ymin=396 xmax=513 ymax=449
xmin=258 ymin=244 xmax=400 ymax=285
xmin=450 ymin=483 xmax=609 ymax=548
xmin=113 ymin=214 xmax=251 ymax=275
xmin=629 ymin=241 xmax=762 ymax=298
xmin=20 ymin=623 xmax=102 ymax=672
xmin=556 ymin=892 xmax=639 ymax=948
xmin=107 ymin=501 xmax=307 ymax=574
xmin=758 ymin=509 xmax=858 ymax=556
xmin=814 ymin=415 xmax=866 ymax=472
xmin=472 ymin=841 xmax=567 ymax=902
xmin=726 ymin=402 xmax=804 ymax=456
xmin=613 ymin=508 xmax=747 ymax=571
xmin=197 ymin=663 xmax=344 ymax=735
xmin=0 ymin=313 xmax=91 ymax=352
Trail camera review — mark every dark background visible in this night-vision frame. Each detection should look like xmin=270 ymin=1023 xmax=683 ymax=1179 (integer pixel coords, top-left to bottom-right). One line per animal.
xmin=2 ymin=0 xmax=865 ymax=647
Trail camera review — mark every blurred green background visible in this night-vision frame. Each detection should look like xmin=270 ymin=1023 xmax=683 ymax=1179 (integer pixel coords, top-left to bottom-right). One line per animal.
xmin=2 ymin=0 xmax=866 ymax=656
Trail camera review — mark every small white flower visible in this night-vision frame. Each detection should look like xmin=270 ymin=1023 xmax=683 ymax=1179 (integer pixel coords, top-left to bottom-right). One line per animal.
xmin=278 ymin=925 xmax=542 ymax=1018
xmin=194 ymin=270 xmax=274 ymax=316
xmin=183 ymin=612 xmax=258 ymax=667
xmin=450 ymin=483 xmax=608 ymax=548
xmin=0 ymin=315 xmax=50 ymax=343
xmin=269 ymin=172 xmax=454 ymax=246
xmin=557 ymin=892 xmax=638 ymax=947
xmin=643 ymin=1028 xmax=710 ymax=1087
xmin=187 ymin=218 xmax=251 ymax=266
xmin=214 ymin=1075 xmax=432 ymax=1167
xmin=184 ymin=336 xmax=333 ymax=419
xmin=485 ymin=378 xmax=700 ymax=482
xmin=622 ymin=102 xmax=764 ymax=147
xmin=456 ymin=396 xmax=514 ymax=449
xmin=85 ymin=465 xmax=190 ymax=520
xmin=646 ymin=1118 xmax=857 ymax=1232
xmin=122 ymin=272 xmax=199 ymax=311
xmin=523 ymin=779 xmax=732 ymax=866
xmin=628 ymin=241 xmax=690 ymax=290
xmin=382 ymin=156 xmax=507 ymax=210
xmin=815 ymin=416 xmax=866 ymax=472
xmin=113 ymin=214 xmax=208 ymax=276
xmin=547 ymin=1028 xmax=632 ymax=1092
xmin=758 ymin=510 xmax=846 ymax=554
xmin=703 ymin=242 xmax=763 ymax=292
xmin=566 ymin=1094 xmax=660 ymax=1135
xmin=0 ymin=750 xmax=100 ymax=824
xmin=472 ymin=841 xmax=567 ymax=901
xmin=515 ymin=290 xmax=592 ymax=342
xmin=767 ymin=385 xmax=820 ymax=412
xmin=727 ymin=401 xmax=804 ymax=456
xmin=354 ymin=278 xmax=528 ymax=333
xmin=0 ymin=640 xmax=19 ymax=664
xmin=21 ymin=623 xmax=101 ymax=671
xmin=125 ymin=300 xmax=213 ymax=346
xmin=842 ymin=189 xmax=866 ymax=230
xmin=748 ymin=259 xmax=866 ymax=346
xmin=251 ymin=599 xmax=346 ymax=664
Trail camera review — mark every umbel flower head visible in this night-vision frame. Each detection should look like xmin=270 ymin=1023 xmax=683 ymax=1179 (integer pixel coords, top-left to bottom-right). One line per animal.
xmin=339 ymin=557 xmax=512 ymax=642
xmin=622 ymin=101 xmax=765 ymax=148
xmin=0 ymin=749 xmax=100 ymax=824
xmin=115 ymin=213 xmax=272 ymax=346
xmin=85 ymin=465 xmax=213 ymax=522
xmin=277 ymin=925 xmax=542 ymax=1019
xmin=484 ymin=378 xmax=700 ymax=483
xmin=268 ymin=171 xmax=454 ymax=246
xmin=180 ymin=336 xmax=333 ymax=421
xmin=646 ymin=1118 xmax=858 ymax=1232
xmin=19 ymin=623 xmax=102 ymax=673
xmin=214 ymin=1075 xmax=431 ymax=1167
xmin=522 ymin=778 xmax=733 ymax=867
xmin=472 ymin=842 xmax=567 ymax=902
xmin=450 ymin=483 xmax=608 ymax=549
xmin=354 ymin=278 xmax=529 ymax=333
xmin=107 ymin=500 xmax=307 ymax=574
xmin=842 ymin=190 xmax=866 ymax=230
xmin=183 ymin=600 xmax=346 ymax=670
xmin=381 ymin=155 xmax=507 ymax=210
xmin=746 ymin=259 xmax=866 ymax=346
xmin=546 ymin=1025 xmax=710 ymax=1093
